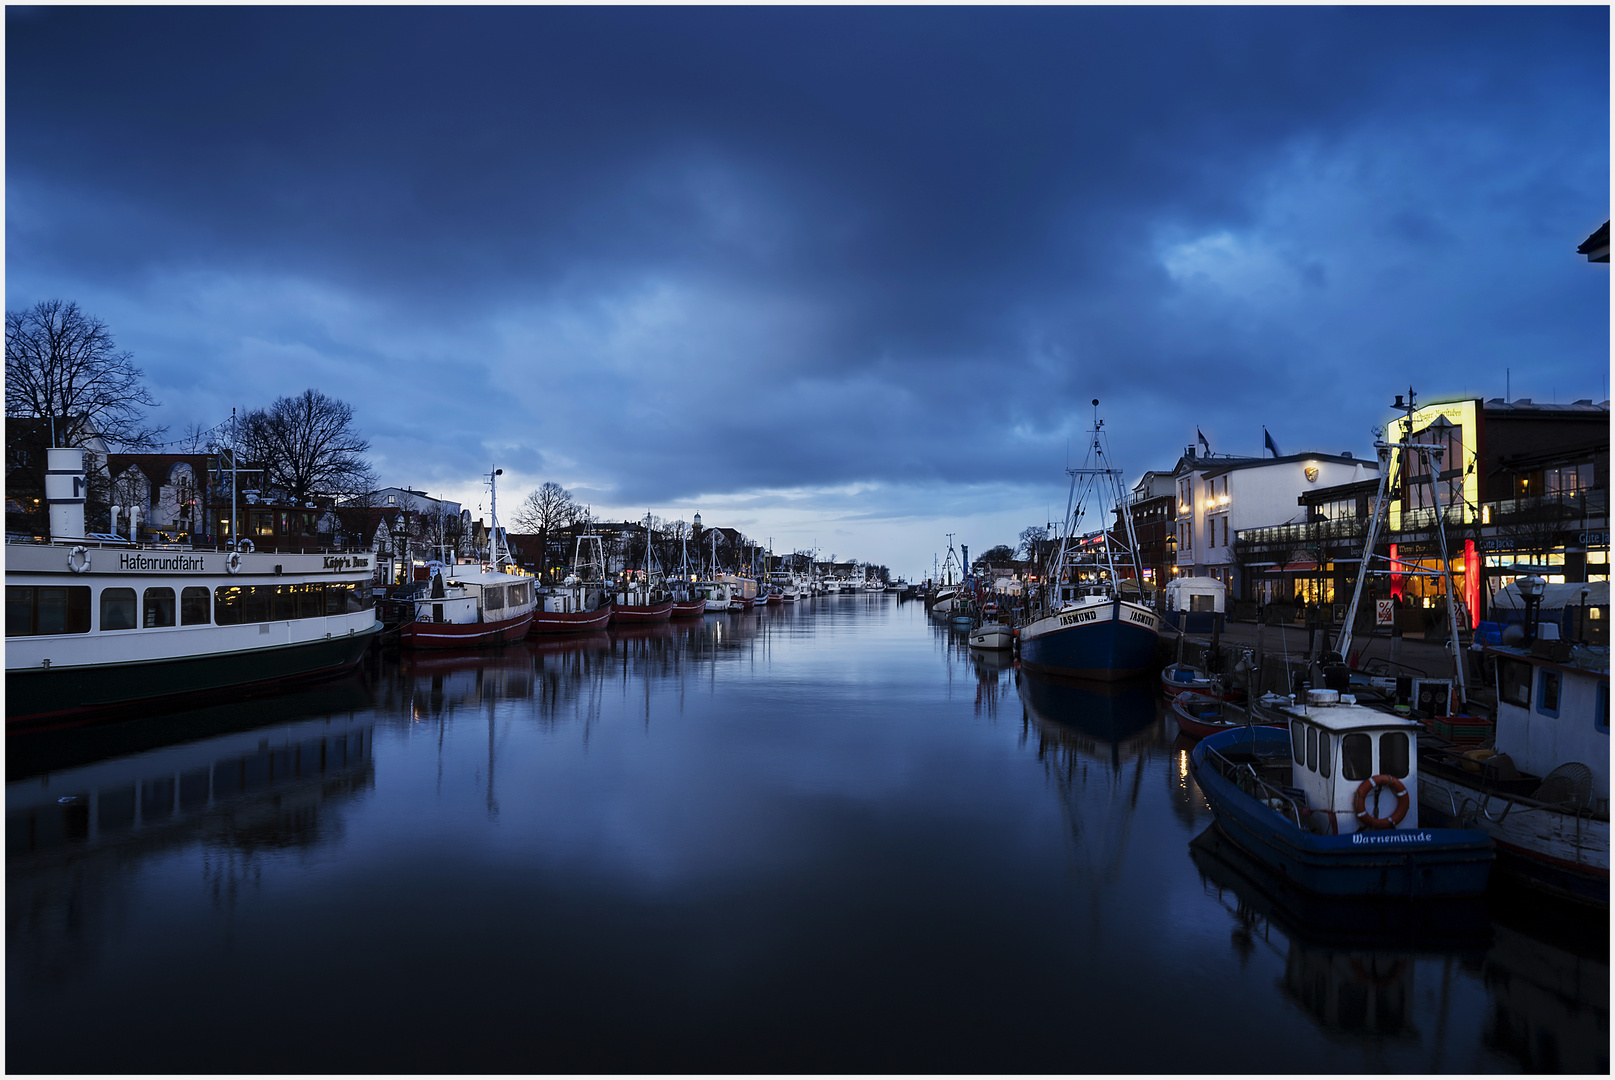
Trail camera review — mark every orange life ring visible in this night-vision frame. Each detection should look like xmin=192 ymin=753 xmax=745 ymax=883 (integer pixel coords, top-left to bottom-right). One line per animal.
xmin=1353 ymin=774 xmax=1410 ymax=829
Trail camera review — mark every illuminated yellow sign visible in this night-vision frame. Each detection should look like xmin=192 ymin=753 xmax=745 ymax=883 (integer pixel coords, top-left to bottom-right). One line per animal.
xmin=1388 ymin=398 xmax=1480 ymax=529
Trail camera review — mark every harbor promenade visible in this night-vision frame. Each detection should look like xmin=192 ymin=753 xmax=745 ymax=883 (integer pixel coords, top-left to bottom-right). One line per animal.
xmin=1161 ymin=617 xmax=1496 ymax=713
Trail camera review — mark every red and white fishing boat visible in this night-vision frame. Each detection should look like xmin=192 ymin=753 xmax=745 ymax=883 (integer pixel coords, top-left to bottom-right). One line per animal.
xmin=530 ymin=534 xmax=614 ymax=634
xmin=1170 ymin=690 xmax=1279 ymax=740
xmin=668 ymin=530 xmax=707 ymax=618
xmin=399 ymin=563 xmax=536 ymax=649
xmin=529 ymin=580 xmax=612 ymax=634
xmin=397 ymin=468 xmax=535 ymax=649
xmin=721 ymin=573 xmax=757 ymax=610
xmin=671 ymin=597 xmax=706 ymax=618
xmin=610 ymin=594 xmax=674 ymax=623
xmin=609 ymin=513 xmax=675 ymax=624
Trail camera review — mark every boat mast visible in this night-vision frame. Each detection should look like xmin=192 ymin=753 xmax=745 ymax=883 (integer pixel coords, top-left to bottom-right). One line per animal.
xmin=1334 ymin=431 xmax=1395 ymax=664
xmin=230 ymin=407 xmax=238 ymax=551
xmin=486 ymin=466 xmax=508 ymax=569
xmin=1333 ymin=389 xmax=1467 ymax=702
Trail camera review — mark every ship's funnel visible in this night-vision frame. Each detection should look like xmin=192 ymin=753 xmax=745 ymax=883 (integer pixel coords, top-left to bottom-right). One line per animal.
xmin=45 ymin=448 xmax=87 ymax=541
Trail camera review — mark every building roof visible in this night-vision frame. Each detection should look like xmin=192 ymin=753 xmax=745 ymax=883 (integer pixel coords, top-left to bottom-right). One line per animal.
xmin=1577 ymin=220 xmax=1609 ymax=262
xmin=1481 ymin=398 xmax=1610 ymax=415
xmin=1193 ymin=451 xmax=1373 ymax=480
xmin=1298 ymin=476 xmax=1381 ymax=505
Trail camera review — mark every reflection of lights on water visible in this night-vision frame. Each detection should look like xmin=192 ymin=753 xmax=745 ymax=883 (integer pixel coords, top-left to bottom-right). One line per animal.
xmin=1178 ymin=750 xmax=1189 ymax=782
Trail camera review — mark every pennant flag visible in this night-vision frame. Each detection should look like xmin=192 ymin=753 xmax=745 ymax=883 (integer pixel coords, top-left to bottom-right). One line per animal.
xmin=1197 ymin=427 xmax=1211 ymax=454
xmin=1263 ymin=427 xmax=1281 ymax=457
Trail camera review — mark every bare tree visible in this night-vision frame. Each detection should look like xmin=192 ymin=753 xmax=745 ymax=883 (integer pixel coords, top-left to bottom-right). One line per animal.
xmin=179 ymin=421 xmax=213 ymax=453
xmin=6 ymin=299 xmax=166 ymax=449
xmin=6 ymin=301 xmax=166 ymax=532
xmin=512 ymin=481 xmax=577 ymax=581
xmin=239 ymin=389 xmax=375 ymax=504
xmin=1018 ymin=525 xmax=1049 ymax=559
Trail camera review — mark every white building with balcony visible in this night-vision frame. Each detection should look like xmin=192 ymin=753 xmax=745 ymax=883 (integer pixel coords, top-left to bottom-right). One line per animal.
xmin=1172 ymin=448 xmax=1379 ymax=596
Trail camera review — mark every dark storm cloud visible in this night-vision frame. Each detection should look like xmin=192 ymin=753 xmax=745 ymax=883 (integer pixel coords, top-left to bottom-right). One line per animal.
xmin=7 ymin=6 xmax=1607 ymax=559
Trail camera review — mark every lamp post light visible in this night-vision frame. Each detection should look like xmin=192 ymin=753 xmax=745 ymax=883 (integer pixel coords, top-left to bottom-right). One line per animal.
xmin=1516 ymin=573 xmax=1546 ymax=644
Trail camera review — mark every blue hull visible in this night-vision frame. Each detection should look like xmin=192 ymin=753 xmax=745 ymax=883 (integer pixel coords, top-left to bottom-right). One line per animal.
xmin=1190 ymin=728 xmax=1494 ymax=899
xmin=1020 ymin=600 xmax=1159 ymax=681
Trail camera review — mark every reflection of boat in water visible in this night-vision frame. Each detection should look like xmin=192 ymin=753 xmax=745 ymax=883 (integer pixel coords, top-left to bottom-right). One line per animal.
xmin=8 ymin=706 xmax=376 ymax=993
xmin=529 ymin=630 xmax=611 ymax=657
xmin=1190 ymin=825 xmax=1489 ymax=1045
xmin=9 ymin=712 xmax=375 ymax=859
xmin=1020 ymin=668 xmax=1161 ymax=894
xmin=970 ymin=648 xmax=1012 ymax=718
xmin=403 ymin=642 xmax=536 ymax=677
xmin=971 ymin=648 xmax=1015 ymax=673
xmin=1192 ymin=823 xmax=1609 ymax=1071
xmin=1190 ymin=825 xmax=1492 ymax=949
xmin=1477 ymin=909 xmax=1610 ymax=1073
xmin=1017 ymin=668 xmax=1159 ymax=747
xmin=8 ymin=673 xmax=373 ymax=781
xmin=607 ymin=621 xmax=679 ymax=644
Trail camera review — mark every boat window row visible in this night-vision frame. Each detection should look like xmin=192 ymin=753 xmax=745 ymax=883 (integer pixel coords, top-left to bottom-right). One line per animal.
xmin=7 ymin=582 xmax=373 ymax=635
xmin=1290 ymin=720 xmax=1409 ymax=781
xmin=214 ymin=583 xmax=372 ymax=625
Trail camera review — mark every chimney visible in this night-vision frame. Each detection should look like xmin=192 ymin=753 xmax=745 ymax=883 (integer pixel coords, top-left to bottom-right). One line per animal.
xmin=46 ymin=448 xmax=88 ymax=541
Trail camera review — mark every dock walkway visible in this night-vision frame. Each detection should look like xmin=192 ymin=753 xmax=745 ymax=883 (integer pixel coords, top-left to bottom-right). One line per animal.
xmin=1160 ymin=618 xmax=1497 ymax=715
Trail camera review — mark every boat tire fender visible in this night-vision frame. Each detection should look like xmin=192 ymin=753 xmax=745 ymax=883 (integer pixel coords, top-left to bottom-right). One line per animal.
xmin=67 ymin=545 xmax=90 ymax=573
xmin=226 ymin=551 xmax=244 ymax=574
xmin=1353 ymin=774 xmax=1410 ymax=829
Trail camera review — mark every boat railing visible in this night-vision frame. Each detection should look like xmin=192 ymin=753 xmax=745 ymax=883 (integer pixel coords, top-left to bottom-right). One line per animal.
xmin=1200 ymin=741 xmax=1308 ymax=831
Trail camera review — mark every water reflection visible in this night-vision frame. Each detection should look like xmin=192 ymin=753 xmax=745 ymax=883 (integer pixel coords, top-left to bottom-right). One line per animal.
xmin=969 ymin=648 xmax=1012 ymax=718
xmin=1191 ymin=825 xmax=1609 ymax=1071
xmin=1017 ymin=669 xmax=1161 ymax=766
xmin=8 ymin=694 xmax=374 ymax=987
xmin=6 ymin=599 xmax=1607 ymax=1074
xmin=1018 ymin=669 xmax=1165 ymax=893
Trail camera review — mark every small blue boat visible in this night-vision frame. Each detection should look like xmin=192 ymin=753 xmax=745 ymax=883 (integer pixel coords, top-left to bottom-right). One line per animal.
xmin=1189 ymin=693 xmax=1494 ymax=898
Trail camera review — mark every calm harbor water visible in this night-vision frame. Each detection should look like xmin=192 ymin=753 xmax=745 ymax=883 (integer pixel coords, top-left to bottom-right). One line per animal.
xmin=8 ymin=595 xmax=1608 ymax=1073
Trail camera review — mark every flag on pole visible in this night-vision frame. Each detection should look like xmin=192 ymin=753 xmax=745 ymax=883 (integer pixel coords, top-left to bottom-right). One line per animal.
xmin=1197 ymin=427 xmax=1211 ymax=454
xmin=1263 ymin=427 xmax=1281 ymax=457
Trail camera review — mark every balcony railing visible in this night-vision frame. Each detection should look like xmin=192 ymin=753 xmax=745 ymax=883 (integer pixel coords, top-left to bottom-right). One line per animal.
xmin=1235 ymin=518 xmax=1371 ymax=548
xmin=1236 ymin=490 xmax=1608 ymax=549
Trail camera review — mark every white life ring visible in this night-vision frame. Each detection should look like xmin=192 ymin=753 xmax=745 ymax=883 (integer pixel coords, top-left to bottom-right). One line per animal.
xmin=67 ymin=546 xmax=90 ymax=573
xmin=237 ymin=538 xmax=255 ymax=553
xmin=226 ymin=551 xmax=244 ymax=575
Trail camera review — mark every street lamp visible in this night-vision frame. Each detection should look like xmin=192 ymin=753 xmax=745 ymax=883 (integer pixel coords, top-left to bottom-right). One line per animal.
xmin=1516 ymin=573 xmax=1546 ymax=644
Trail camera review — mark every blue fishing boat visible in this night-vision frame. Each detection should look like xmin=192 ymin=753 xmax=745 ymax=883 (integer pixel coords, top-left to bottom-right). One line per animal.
xmin=1018 ymin=401 xmax=1159 ymax=681
xmin=1189 ymin=691 xmax=1494 ymax=898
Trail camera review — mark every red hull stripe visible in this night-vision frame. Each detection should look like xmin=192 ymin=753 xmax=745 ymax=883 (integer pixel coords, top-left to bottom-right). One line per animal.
xmin=528 ymin=609 xmax=612 ymax=634
xmin=400 ymin=611 xmax=534 ymax=649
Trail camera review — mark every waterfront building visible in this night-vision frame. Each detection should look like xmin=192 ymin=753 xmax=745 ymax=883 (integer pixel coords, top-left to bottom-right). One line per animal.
xmin=1232 ymin=396 xmax=1609 ymax=630
xmin=1120 ymin=469 xmax=1177 ymax=595
xmin=1171 ymin=445 xmax=1379 ymax=602
xmin=1384 ymin=397 xmax=1608 ymax=622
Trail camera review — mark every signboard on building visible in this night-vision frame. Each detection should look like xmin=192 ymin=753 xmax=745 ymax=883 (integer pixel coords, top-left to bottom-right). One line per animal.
xmin=1387 ymin=398 xmax=1480 ymax=531
xmin=1376 ymin=599 xmax=1394 ymax=627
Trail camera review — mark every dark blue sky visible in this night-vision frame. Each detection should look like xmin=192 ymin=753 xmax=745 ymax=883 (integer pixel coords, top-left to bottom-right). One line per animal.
xmin=8 ymin=6 xmax=1608 ymax=575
